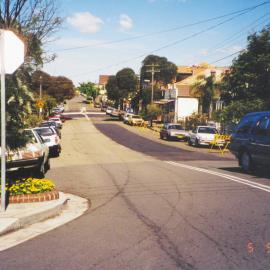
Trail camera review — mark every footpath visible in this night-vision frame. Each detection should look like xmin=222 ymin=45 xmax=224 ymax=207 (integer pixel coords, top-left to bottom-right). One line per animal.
xmin=0 ymin=192 xmax=88 ymax=251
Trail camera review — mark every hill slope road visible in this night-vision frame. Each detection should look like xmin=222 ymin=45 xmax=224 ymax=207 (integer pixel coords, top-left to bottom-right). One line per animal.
xmin=1 ymin=117 xmax=270 ymax=270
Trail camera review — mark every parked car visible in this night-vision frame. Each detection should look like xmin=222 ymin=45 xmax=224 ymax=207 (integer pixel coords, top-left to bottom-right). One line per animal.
xmin=34 ymin=127 xmax=61 ymax=157
xmin=48 ymin=117 xmax=63 ymax=129
xmin=106 ymin=107 xmax=114 ymax=115
xmin=110 ymin=108 xmax=125 ymax=119
xmin=5 ymin=129 xmax=50 ymax=177
xmin=123 ymin=113 xmax=134 ymax=124
xmin=188 ymin=126 xmax=220 ymax=147
xmin=128 ymin=115 xmax=144 ymax=126
xmin=230 ymin=111 xmax=270 ymax=171
xmin=160 ymin=123 xmax=189 ymax=141
xmin=40 ymin=121 xmax=61 ymax=138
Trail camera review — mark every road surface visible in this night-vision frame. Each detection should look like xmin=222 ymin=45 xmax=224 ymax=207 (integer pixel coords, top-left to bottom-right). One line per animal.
xmin=1 ymin=96 xmax=270 ymax=270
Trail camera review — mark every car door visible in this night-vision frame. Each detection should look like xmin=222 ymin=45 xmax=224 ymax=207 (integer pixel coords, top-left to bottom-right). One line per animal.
xmin=250 ymin=116 xmax=270 ymax=165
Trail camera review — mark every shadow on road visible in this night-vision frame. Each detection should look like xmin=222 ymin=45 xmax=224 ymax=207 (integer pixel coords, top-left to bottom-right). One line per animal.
xmin=94 ymin=123 xmax=233 ymax=162
xmin=218 ymin=167 xmax=270 ymax=180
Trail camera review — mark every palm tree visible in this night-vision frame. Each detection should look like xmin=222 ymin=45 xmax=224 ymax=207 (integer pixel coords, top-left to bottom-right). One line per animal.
xmin=190 ymin=73 xmax=220 ymax=118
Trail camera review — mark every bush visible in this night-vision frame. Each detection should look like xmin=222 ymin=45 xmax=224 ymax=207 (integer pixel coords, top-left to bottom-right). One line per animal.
xmin=185 ymin=113 xmax=208 ymax=130
xmin=25 ymin=114 xmax=42 ymax=128
xmin=0 ymin=178 xmax=55 ymax=196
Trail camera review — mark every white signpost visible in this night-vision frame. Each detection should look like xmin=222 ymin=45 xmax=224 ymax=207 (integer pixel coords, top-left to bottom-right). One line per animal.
xmin=0 ymin=30 xmax=24 ymax=211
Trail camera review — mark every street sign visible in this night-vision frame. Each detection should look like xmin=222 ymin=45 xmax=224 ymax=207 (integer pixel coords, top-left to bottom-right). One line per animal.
xmin=36 ymin=100 xmax=44 ymax=109
xmin=1 ymin=30 xmax=25 ymax=211
xmin=0 ymin=30 xmax=24 ymax=74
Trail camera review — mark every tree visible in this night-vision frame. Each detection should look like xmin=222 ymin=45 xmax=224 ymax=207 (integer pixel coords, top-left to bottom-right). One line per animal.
xmin=191 ymin=74 xmax=220 ymax=118
xmin=106 ymin=68 xmax=137 ymax=108
xmin=220 ymin=27 xmax=270 ymax=110
xmin=78 ymin=82 xmax=99 ymax=100
xmin=116 ymin=68 xmax=137 ymax=105
xmin=213 ymin=99 xmax=265 ymax=124
xmin=106 ymin=76 xmax=120 ymax=107
xmin=144 ymin=104 xmax=162 ymax=126
xmin=31 ymin=70 xmax=75 ymax=103
xmin=140 ymin=55 xmax=177 ymax=88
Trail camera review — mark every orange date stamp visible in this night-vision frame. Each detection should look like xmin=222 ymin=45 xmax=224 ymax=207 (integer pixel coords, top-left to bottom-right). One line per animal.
xmin=247 ymin=242 xmax=270 ymax=254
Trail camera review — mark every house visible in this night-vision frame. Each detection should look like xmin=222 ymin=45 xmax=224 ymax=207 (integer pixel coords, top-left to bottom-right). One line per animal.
xmin=158 ymin=63 xmax=228 ymax=122
xmin=97 ymin=75 xmax=112 ymax=95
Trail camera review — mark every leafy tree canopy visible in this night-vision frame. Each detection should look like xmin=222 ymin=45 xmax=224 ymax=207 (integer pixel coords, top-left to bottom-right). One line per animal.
xmin=78 ymin=82 xmax=99 ymax=99
xmin=116 ymin=68 xmax=137 ymax=99
xmin=221 ymin=27 xmax=270 ymax=108
xmin=141 ymin=55 xmax=177 ymax=87
xmin=31 ymin=70 xmax=75 ymax=102
xmin=106 ymin=76 xmax=120 ymax=106
xmin=106 ymin=68 xmax=137 ymax=107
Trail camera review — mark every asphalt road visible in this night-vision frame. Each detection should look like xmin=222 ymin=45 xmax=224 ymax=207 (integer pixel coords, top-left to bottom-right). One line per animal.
xmin=1 ymin=96 xmax=270 ymax=270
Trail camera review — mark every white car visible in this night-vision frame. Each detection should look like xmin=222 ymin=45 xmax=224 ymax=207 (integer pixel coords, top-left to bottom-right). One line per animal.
xmin=49 ymin=117 xmax=63 ymax=128
xmin=128 ymin=115 xmax=144 ymax=126
xmin=4 ymin=129 xmax=50 ymax=177
xmin=34 ymin=127 xmax=61 ymax=157
xmin=188 ymin=126 xmax=220 ymax=147
xmin=123 ymin=113 xmax=134 ymax=124
xmin=106 ymin=107 xmax=114 ymax=115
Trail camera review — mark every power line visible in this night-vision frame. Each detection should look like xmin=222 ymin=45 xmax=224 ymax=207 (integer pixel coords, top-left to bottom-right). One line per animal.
xmin=72 ymin=4 xmax=264 ymax=78
xmin=53 ymin=1 xmax=270 ymax=53
xmin=210 ymin=49 xmax=245 ymax=64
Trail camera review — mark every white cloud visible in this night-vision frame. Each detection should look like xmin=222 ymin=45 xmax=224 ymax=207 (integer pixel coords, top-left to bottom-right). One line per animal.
xmin=119 ymin=14 xmax=133 ymax=30
xmin=67 ymin=12 xmax=104 ymax=33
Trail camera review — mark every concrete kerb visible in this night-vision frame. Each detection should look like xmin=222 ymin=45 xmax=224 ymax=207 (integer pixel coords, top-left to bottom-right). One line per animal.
xmin=0 ymin=192 xmax=68 ymax=236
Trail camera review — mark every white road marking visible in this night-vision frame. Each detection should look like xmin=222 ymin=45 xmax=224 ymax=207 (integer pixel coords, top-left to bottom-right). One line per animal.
xmin=83 ymin=113 xmax=90 ymax=121
xmin=62 ymin=112 xmax=105 ymax=115
xmin=166 ymin=161 xmax=270 ymax=193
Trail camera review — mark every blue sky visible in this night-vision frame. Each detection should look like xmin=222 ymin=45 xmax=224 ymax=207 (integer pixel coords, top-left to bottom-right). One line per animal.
xmin=44 ymin=0 xmax=270 ymax=85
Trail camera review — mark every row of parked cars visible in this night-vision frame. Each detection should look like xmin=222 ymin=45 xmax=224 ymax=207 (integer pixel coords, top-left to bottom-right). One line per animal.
xmin=106 ymin=107 xmax=145 ymax=126
xmin=106 ymin=107 xmax=270 ymax=172
xmin=6 ymin=105 xmax=65 ymax=178
xmin=160 ymin=112 xmax=270 ymax=172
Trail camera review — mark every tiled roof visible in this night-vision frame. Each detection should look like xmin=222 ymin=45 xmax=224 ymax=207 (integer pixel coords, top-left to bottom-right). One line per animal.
xmin=99 ymin=75 xmax=111 ymax=85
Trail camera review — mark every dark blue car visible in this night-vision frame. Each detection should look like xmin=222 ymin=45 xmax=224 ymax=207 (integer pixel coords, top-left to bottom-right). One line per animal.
xmin=230 ymin=111 xmax=270 ymax=171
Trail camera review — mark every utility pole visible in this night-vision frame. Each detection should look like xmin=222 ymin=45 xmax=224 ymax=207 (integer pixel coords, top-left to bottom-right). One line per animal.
xmin=39 ymin=75 xmax=43 ymax=118
xmin=146 ymin=64 xmax=160 ymax=103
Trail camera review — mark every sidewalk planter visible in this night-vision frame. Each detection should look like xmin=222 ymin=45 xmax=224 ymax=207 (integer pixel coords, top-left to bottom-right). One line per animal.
xmin=0 ymin=178 xmax=58 ymax=204
xmin=7 ymin=190 xmax=59 ymax=204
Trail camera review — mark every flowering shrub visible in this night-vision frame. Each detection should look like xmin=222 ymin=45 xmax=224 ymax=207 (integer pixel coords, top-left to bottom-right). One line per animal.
xmin=0 ymin=178 xmax=55 ymax=196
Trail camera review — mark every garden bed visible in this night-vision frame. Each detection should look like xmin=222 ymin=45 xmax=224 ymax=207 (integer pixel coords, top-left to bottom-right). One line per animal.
xmin=0 ymin=178 xmax=58 ymax=204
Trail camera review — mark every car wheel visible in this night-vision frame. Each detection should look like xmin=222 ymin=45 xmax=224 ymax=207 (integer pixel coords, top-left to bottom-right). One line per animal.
xmin=188 ymin=138 xmax=192 ymax=146
xmin=240 ymin=150 xmax=253 ymax=172
xmin=195 ymin=139 xmax=199 ymax=147
xmin=166 ymin=134 xmax=171 ymax=140
xmin=34 ymin=160 xmax=45 ymax=179
xmin=45 ymin=158 xmax=50 ymax=172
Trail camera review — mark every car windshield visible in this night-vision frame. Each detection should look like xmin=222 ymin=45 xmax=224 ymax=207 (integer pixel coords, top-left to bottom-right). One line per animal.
xmin=168 ymin=125 xmax=183 ymax=130
xmin=23 ymin=130 xmax=38 ymax=144
xmin=132 ymin=116 xmax=141 ymax=119
xmin=41 ymin=122 xmax=57 ymax=128
xmin=198 ymin=127 xmax=217 ymax=134
xmin=35 ymin=128 xmax=54 ymax=136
